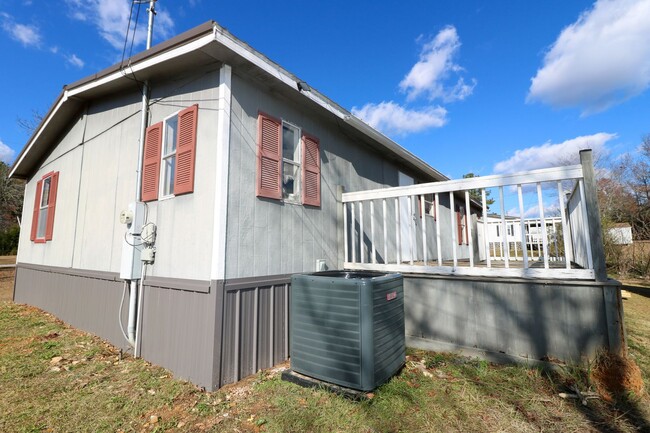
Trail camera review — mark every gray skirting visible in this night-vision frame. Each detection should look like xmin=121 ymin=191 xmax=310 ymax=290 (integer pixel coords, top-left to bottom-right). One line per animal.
xmin=13 ymin=264 xmax=291 ymax=391
xmin=13 ymin=263 xmax=623 ymax=391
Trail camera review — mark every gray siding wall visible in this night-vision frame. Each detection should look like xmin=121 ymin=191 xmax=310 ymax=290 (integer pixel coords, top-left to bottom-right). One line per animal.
xmin=405 ymin=275 xmax=624 ymax=362
xmin=226 ymin=74 xmax=410 ymax=279
xmin=17 ymin=64 xmax=223 ymax=281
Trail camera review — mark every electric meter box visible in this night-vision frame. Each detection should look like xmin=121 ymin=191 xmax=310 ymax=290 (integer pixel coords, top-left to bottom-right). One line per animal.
xmin=120 ymin=202 xmax=146 ymax=280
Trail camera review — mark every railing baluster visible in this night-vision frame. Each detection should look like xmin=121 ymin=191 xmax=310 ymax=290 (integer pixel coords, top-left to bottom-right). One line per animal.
xmin=370 ymin=201 xmax=376 ymax=264
xmin=537 ymin=183 xmax=549 ymax=269
xmin=409 ymin=196 xmax=414 ymax=266
xmin=482 ymin=189 xmax=490 ymax=268
xmin=557 ymin=181 xmax=572 ymax=269
xmin=343 ymin=202 xmax=348 ymax=263
xmin=578 ymin=179 xmax=594 ymax=269
xmin=351 ymin=201 xmax=356 ymax=264
xmin=395 ymin=198 xmax=401 ymax=265
xmin=359 ymin=201 xmax=366 ymax=263
xmin=435 ymin=193 xmax=442 ymax=266
xmin=465 ymin=191 xmax=473 ymax=267
xmin=499 ymin=186 xmax=509 ymax=268
xmin=517 ymin=185 xmax=529 ymax=269
xmin=450 ymin=192 xmax=457 ymax=268
xmin=421 ymin=194 xmax=427 ymax=266
xmin=382 ymin=199 xmax=387 ymax=265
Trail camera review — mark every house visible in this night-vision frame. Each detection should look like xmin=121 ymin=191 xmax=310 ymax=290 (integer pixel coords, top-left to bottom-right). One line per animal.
xmin=10 ymin=21 xmax=624 ymax=392
xmin=9 ymin=21 xmax=476 ymax=391
xmin=607 ymin=223 xmax=633 ymax=245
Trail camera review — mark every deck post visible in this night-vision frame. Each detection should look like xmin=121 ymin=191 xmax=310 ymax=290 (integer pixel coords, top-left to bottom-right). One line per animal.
xmin=580 ymin=150 xmax=607 ymax=282
xmin=337 ymin=185 xmax=345 ymax=268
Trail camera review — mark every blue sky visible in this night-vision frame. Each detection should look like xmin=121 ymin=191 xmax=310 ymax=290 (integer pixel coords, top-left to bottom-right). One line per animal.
xmin=1 ymin=0 xmax=649 ymax=182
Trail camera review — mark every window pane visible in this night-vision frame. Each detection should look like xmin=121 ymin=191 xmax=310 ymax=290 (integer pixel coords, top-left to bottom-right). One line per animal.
xmin=163 ymin=155 xmax=176 ymax=196
xmin=41 ymin=177 xmax=51 ymax=208
xmin=282 ymin=124 xmax=299 ymax=162
xmin=164 ymin=116 xmax=178 ymax=155
xmin=37 ymin=208 xmax=48 ymax=238
xmin=282 ymin=163 xmax=299 ymax=200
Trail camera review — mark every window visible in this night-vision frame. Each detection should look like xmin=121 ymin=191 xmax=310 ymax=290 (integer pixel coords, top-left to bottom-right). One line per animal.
xmin=507 ymin=224 xmax=514 ymax=237
xmin=256 ymin=112 xmax=321 ymax=207
xmin=141 ymin=104 xmax=198 ymax=202
xmin=30 ymin=171 xmax=59 ymax=243
xmin=161 ymin=114 xmax=178 ymax=197
xmin=282 ymin=122 xmax=301 ymax=203
xmin=421 ymin=194 xmax=436 ymax=220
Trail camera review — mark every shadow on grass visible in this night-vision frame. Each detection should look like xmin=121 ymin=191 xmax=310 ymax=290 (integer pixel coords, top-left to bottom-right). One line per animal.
xmin=621 ymin=284 xmax=650 ymax=300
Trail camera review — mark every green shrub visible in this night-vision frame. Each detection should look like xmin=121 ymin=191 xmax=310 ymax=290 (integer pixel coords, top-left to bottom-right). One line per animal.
xmin=0 ymin=225 xmax=20 ymax=255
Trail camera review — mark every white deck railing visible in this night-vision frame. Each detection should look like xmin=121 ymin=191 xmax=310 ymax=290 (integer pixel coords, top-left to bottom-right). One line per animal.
xmin=341 ymin=164 xmax=596 ymax=279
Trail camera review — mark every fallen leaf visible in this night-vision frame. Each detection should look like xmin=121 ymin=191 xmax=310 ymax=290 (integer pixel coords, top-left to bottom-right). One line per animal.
xmin=50 ymin=356 xmax=63 ymax=365
xmin=149 ymin=415 xmax=159 ymax=424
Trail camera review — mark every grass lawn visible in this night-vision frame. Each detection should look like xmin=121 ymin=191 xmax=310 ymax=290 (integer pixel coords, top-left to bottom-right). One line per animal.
xmin=1 ymin=274 xmax=648 ymax=432
xmin=0 ymin=255 xmax=17 ymax=265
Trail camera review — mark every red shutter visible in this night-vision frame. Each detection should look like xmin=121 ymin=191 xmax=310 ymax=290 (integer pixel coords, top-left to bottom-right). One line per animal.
xmin=301 ymin=133 xmax=321 ymax=207
xmin=256 ymin=112 xmax=282 ymax=200
xmin=174 ymin=104 xmax=198 ymax=195
xmin=30 ymin=179 xmax=43 ymax=241
xmin=141 ymin=122 xmax=162 ymax=202
xmin=456 ymin=210 xmax=463 ymax=245
xmin=45 ymin=172 xmax=59 ymax=241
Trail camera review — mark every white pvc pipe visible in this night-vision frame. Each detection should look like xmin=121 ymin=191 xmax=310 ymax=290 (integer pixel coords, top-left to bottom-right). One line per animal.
xmin=127 ymin=280 xmax=138 ymax=345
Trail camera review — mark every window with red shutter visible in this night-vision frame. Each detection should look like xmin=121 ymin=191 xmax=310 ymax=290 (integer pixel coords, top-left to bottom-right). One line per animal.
xmin=31 ymin=171 xmax=59 ymax=243
xmin=256 ymin=112 xmax=282 ymax=200
xmin=301 ymin=133 xmax=320 ymax=207
xmin=141 ymin=105 xmax=200 ymax=201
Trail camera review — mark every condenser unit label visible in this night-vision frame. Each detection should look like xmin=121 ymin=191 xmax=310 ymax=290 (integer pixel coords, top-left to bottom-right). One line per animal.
xmin=386 ymin=291 xmax=397 ymax=301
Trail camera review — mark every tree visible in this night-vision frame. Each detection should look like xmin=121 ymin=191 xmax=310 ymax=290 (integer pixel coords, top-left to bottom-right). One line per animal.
xmin=0 ymin=161 xmax=24 ymax=231
xmin=462 ymin=173 xmax=495 ymax=208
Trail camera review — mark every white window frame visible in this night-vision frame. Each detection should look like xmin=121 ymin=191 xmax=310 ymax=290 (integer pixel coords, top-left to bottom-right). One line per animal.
xmin=160 ymin=111 xmax=179 ymax=199
xmin=36 ymin=175 xmax=51 ymax=240
xmin=281 ymin=121 xmax=301 ymax=204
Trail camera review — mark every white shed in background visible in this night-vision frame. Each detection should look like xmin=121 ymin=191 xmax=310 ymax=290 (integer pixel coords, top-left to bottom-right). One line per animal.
xmin=608 ymin=223 xmax=633 ymax=245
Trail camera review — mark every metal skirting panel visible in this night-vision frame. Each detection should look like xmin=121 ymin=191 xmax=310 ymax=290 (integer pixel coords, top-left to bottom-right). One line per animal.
xmin=219 ymin=275 xmax=290 ymax=388
xmin=13 ymin=263 xmax=221 ymax=391
xmin=138 ymin=279 xmax=219 ymax=390
xmin=13 ymin=263 xmax=130 ymax=350
xmin=404 ymin=275 xmax=623 ymax=363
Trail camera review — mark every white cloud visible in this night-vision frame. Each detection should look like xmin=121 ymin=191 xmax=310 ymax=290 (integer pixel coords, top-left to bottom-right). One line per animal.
xmin=399 ymin=26 xmax=476 ymax=103
xmin=352 ymin=101 xmax=447 ymax=135
xmin=0 ymin=13 xmax=41 ymax=47
xmin=65 ymin=0 xmax=174 ymax=50
xmin=493 ymin=133 xmax=616 ymax=174
xmin=66 ymin=53 xmax=84 ymax=68
xmin=0 ymin=139 xmax=15 ymax=163
xmin=528 ymin=0 xmax=650 ymax=114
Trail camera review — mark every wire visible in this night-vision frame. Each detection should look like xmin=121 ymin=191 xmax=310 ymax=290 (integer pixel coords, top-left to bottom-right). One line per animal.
xmin=118 ymin=281 xmax=131 ymax=343
xmin=129 ymin=1 xmax=142 ymax=59
xmin=120 ymin=1 xmax=136 ymax=68
xmin=124 ymin=231 xmax=144 ymax=248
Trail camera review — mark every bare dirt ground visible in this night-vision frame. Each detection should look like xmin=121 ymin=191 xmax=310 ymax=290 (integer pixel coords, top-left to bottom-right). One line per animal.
xmin=0 ymin=267 xmax=14 ymax=302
